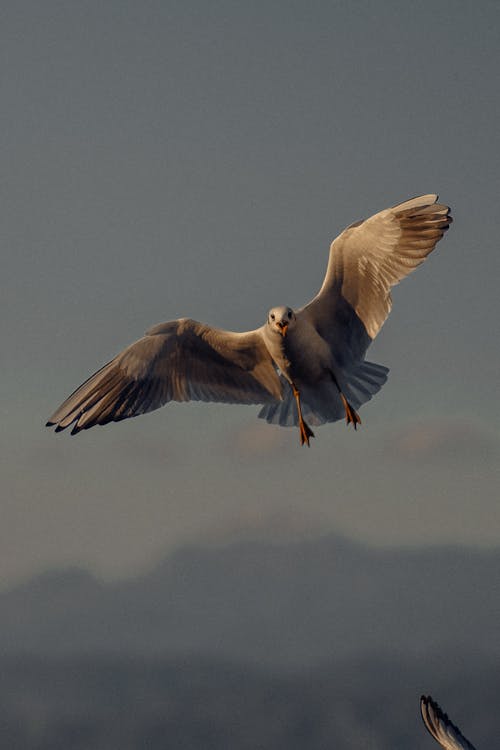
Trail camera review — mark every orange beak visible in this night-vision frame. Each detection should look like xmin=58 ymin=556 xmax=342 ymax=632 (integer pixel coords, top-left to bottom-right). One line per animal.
xmin=277 ymin=322 xmax=288 ymax=337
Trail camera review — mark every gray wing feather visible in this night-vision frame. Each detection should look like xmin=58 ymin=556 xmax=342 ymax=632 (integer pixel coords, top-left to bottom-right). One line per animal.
xmin=420 ymin=696 xmax=477 ymax=750
xmin=47 ymin=319 xmax=282 ymax=434
xmin=301 ymin=194 xmax=452 ymax=362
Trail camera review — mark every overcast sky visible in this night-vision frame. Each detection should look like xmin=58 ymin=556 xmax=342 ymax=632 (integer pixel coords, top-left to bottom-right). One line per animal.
xmin=2 ymin=0 xmax=499 ymax=587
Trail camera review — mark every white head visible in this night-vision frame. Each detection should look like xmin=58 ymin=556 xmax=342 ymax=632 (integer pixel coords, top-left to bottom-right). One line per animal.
xmin=266 ymin=306 xmax=296 ymax=337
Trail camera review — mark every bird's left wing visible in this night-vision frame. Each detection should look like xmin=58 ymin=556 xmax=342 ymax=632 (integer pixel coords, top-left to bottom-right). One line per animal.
xmin=46 ymin=318 xmax=282 ymax=434
xmin=420 ymin=696 xmax=477 ymax=750
xmin=300 ymin=195 xmax=452 ymax=363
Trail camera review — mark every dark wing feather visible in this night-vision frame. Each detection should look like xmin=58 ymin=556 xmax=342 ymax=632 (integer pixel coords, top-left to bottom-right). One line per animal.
xmin=420 ymin=696 xmax=477 ymax=750
xmin=300 ymin=194 xmax=452 ymax=364
xmin=47 ymin=319 xmax=282 ymax=434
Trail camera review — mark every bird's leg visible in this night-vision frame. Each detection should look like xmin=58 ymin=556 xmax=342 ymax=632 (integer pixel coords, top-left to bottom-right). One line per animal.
xmin=330 ymin=371 xmax=362 ymax=430
xmin=292 ymin=384 xmax=315 ymax=447
xmin=339 ymin=392 xmax=362 ymax=429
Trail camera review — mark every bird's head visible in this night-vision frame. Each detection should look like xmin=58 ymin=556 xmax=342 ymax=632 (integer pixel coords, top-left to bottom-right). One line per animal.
xmin=267 ymin=306 xmax=296 ymax=337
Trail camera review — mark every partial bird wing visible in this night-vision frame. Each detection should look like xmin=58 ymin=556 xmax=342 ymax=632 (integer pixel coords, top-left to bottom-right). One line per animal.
xmin=300 ymin=194 xmax=452 ymax=363
xmin=420 ymin=696 xmax=477 ymax=750
xmin=46 ymin=319 xmax=282 ymax=434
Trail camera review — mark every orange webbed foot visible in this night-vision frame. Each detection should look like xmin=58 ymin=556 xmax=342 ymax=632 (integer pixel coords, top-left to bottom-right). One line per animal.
xmin=298 ymin=417 xmax=315 ymax=446
xmin=340 ymin=393 xmax=362 ymax=430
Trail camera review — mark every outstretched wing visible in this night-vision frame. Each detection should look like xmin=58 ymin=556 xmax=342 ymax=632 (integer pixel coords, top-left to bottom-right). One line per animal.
xmin=420 ymin=696 xmax=477 ymax=750
xmin=46 ymin=318 xmax=282 ymax=434
xmin=300 ymin=194 xmax=452 ymax=363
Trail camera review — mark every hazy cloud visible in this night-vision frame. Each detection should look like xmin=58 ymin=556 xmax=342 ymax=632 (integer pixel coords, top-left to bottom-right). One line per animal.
xmin=229 ymin=421 xmax=290 ymax=460
xmin=385 ymin=419 xmax=499 ymax=464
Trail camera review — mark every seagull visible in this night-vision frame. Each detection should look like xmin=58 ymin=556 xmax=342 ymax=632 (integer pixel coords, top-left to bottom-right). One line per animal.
xmin=46 ymin=194 xmax=452 ymax=445
xmin=420 ymin=695 xmax=477 ymax=750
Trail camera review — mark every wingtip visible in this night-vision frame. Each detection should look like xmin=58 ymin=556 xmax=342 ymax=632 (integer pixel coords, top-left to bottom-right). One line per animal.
xmin=420 ymin=694 xmax=433 ymax=709
xmin=392 ymin=193 xmax=440 ymax=212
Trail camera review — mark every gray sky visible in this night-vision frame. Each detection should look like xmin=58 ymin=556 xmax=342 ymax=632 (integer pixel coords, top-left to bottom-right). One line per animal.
xmin=2 ymin=0 xmax=499 ymax=587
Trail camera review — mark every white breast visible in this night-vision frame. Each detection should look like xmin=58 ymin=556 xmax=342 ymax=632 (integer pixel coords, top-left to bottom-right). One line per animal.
xmin=263 ymin=318 xmax=332 ymax=385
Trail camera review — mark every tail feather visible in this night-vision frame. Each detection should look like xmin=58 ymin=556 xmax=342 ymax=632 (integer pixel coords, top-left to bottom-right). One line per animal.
xmin=258 ymin=360 xmax=388 ymax=428
xmin=339 ymin=360 xmax=388 ymax=409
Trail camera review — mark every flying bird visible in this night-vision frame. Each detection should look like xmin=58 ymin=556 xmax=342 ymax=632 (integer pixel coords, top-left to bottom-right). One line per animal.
xmin=47 ymin=194 xmax=452 ymax=445
xmin=420 ymin=695 xmax=477 ymax=750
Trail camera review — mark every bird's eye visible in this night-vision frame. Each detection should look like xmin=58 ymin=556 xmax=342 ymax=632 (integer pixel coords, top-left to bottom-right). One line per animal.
xmin=270 ymin=313 xmax=275 ymax=320
xmin=287 ymin=311 xmax=292 ymax=319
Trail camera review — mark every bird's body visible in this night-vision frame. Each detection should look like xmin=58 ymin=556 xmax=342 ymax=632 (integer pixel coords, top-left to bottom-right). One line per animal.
xmin=261 ymin=308 xmax=332 ymax=385
xmin=47 ymin=194 xmax=452 ymax=445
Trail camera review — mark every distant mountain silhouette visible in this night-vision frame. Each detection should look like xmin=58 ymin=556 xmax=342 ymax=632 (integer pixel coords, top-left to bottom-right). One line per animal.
xmin=2 ymin=534 xmax=498 ymax=666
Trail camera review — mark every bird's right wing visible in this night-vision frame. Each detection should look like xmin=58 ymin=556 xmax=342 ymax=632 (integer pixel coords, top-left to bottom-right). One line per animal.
xmin=420 ymin=696 xmax=477 ymax=750
xmin=46 ymin=318 xmax=282 ymax=434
